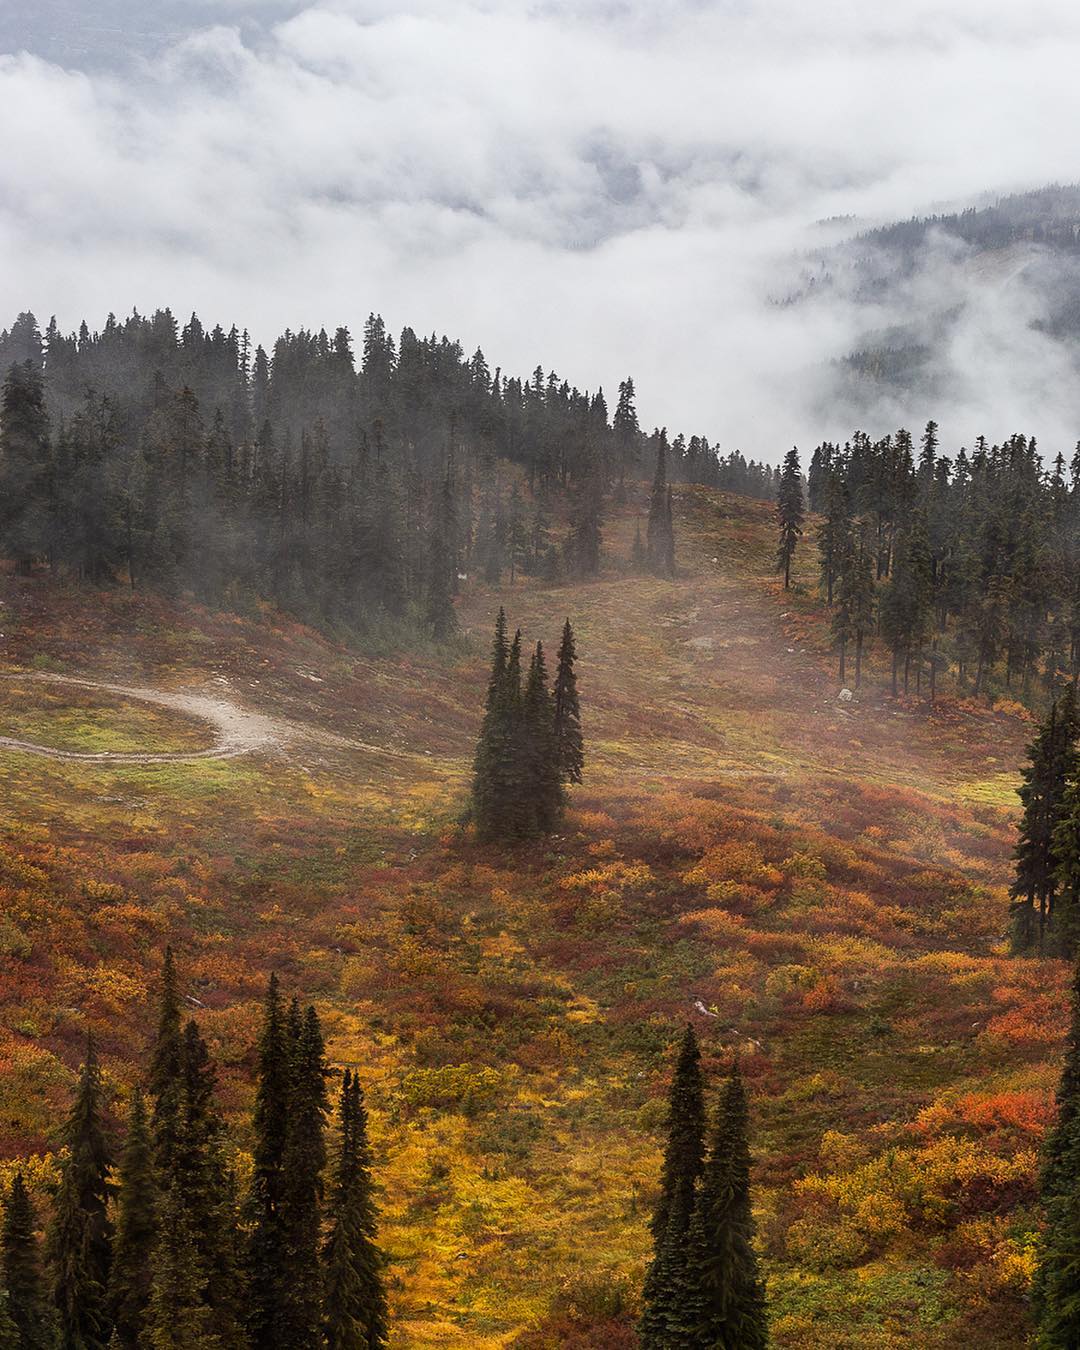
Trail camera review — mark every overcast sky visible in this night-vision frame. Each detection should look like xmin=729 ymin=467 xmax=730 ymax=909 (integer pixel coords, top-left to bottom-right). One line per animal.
xmin=4 ymin=0 xmax=1080 ymax=457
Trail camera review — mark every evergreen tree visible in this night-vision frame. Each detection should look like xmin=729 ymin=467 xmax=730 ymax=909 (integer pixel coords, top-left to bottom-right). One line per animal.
xmin=1034 ymin=959 xmax=1080 ymax=1347
xmin=1012 ymin=690 xmax=1080 ymax=953
xmin=280 ymin=1006 xmax=328 ymax=1350
xmin=523 ymin=641 xmax=564 ymax=835
xmin=472 ymin=612 xmax=521 ymax=840
xmin=565 ymin=464 xmax=602 ymax=578
xmin=678 ymin=1064 xmax=767 ymax=1349
xmin=646 ymin=442 xmax=676 ymax=577
xmin=149 ymin=947 xmax=184 ymax=1178
xmin=109 ymin=1090 xmax=156 ymax=1349
xmin=2 ymin=1175 xmax=52 ymax=1350
xmin=323 ymin=1073 xmax=388 ymax=1350
xmin=552 ymin=619 xmax=584 ymax=785
xmin=0 ymin=361 xmax=52 ymax=574
xmin=48 ymin=1034 xmax=113 ymax=1350
xmin=776 ymin=447 xmax=803 ymax=589
xmin=639 ymin=1024 xmax=706 ymax=1348
xmin=247 ymin=975 xmax=292 ymax=1349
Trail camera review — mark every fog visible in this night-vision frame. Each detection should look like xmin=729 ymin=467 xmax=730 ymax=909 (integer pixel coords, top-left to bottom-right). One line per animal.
xmin=4 ymin=0 xmax=1080 ymax=459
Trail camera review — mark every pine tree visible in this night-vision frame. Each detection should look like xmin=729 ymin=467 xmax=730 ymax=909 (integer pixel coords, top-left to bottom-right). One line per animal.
xmin=280 ymin=1006 xmax=328 ymax=1350
xmin=523 ymin=642 xmax=564 ymax=834
xmin=646 ymin=442 xmax=676 ymax=577
xmin=776 ymin=447 xmax=803 ymax=589
xmin=472 ymin=612 xmax=521 ymax=840
xmin=565 ymin=463 xmax=602 ymax=578
xmin=679 ymin=1064 xmax=767 ymax=1349
xmin=247 ymin=975 xmax=292 ymax=1349
xmin=639 ymin=1024 xmax=706 ymax=1348
xmin=1012 ymin=690 xmax=1080 ymax=953
xmin=2 ymin=1175 xmax=53 ymax=1350
xmin=109 ymin=1090 xmax=156 ymax=1349
xmin=149 ymin=947 xmax=184 ymax=1178
xmin=48 ymin=1034 xmax=113 ymax=1350
xmin=1034 ymin=959 xmax=1080 ymax=1347
xmin=0 ymin=361 xmax=52 ymax=574
xmin=323 ymin=1073 xmax=388 ymax=1350
xmin=552 ymin=619 xmax=584 ymax=785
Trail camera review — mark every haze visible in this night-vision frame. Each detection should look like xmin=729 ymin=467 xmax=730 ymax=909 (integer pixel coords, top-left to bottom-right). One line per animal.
xmin=4 ymin=0 xmax=1080 ymax=456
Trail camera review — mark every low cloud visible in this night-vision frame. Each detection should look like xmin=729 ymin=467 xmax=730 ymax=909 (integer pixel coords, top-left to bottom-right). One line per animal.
xmin=4 ymin=0 xmax=1080 ymax=456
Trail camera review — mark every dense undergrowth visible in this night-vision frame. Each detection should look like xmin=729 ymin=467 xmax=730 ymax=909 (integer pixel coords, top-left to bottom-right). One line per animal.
xmin=0 ymin=482 xmax=1056 ymax=1347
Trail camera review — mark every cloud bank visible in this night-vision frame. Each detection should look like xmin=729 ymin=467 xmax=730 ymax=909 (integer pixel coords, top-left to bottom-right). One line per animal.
xmin=4 ymin=0 xmax=1080 ymax=457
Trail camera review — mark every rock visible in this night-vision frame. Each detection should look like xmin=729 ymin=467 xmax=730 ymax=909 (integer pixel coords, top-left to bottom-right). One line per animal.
xmin=838 ymin=687 xmax=853 ymax=702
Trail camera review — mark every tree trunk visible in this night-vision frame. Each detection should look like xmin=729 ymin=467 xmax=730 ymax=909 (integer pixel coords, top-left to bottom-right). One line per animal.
xmin=855 ymin=632 xmax=863 ymax=688
xmin=838 ymin=638 xmax=846 ymax=685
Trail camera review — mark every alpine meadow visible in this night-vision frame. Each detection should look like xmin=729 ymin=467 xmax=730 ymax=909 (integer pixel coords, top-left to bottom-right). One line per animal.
xmin=7 ymin=4 xmax=1080 ymax=1349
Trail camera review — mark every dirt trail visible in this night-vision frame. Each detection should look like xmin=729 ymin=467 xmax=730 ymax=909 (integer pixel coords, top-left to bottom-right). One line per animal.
xmin=0 ymin=672 xmax=400 ymax=765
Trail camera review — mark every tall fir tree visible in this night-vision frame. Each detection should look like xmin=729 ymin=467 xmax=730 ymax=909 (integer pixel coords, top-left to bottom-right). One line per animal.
xmin=48 ymin=1034 xmax=113 ymax=1350
xmin=108 ymin=1090 xmax=156 ymax=1349
xmin=523 ymin=641 xmax=564 ymax=835
xmin=639 ymin=1024 xmax=706 ymax=1349
xmin=677 ymin=1064 xmax=767 ymax=1349
xmin=323 ymin=1072 xmax=388 ymax=1350
xmin=2 ymin=1175 xmax=53 ymax=1350
xmin=0 ymin=361 xmax=52 ymax=574
xmin=247 ymin=975 xmax=292 ymax=1349
xmin=552 ymin=619 xmax=584 ymax=785
xmin=280 ymin=1006 xmax=329 ymax=1350
xmin=646 ymin=441 xmax=676 ymax=577
xmin=776 ymin=447 xmax=803 ymax=589
xmin=1011 ymin=689 xmax=1080 ymax=953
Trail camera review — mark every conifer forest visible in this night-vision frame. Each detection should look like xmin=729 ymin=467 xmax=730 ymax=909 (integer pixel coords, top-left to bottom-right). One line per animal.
xmin=8 ymin=4 xmax=1080 ymax=1348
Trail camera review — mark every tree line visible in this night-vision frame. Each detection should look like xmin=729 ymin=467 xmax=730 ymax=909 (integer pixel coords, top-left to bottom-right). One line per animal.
xmin=0 ymin=951 xmax=387 ymax=1350
xmin=0 ymin=311 xmax=773 ymax=643
xmin=783 ymin=427 xmax=1080 ymax=701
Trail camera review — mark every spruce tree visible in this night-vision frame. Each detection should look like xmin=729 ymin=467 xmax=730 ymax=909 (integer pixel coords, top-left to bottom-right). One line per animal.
xmin=324 ymin=1073 xmax=388 ymax=1350
xmin=109 ymin=1090 xmax=156 ymax=1349
xmin=639 ymin=1024 xmax=706 ymax=1348
xmin=552 ymin=619 xmax=584 ymax=785
xmin=776 ymin=446 xmax=803 ymax=589
xmin=472 ymin=620 xmax=526 ymax=839
xmin=523 ymin=642 xmax=564 ymax=834
xmin=679 ymin=1064 xmax=767 ymax=1349
xmin=0 ymin=361 xmax=52 ymax=575
xmin=49 ymin=1034 xmax=113 ymax=1350
xmin=247 ymin=975 xmax=292 ymax=1349
xmin=646 ymin=442 xmax=676 ymax=577
xmin=149 ymin=947 xmax=184 ymax=1178
xmin=1012 ymin=690 xmax=1080 ymax=953
xmin=2 ymin=1175 xmax=52 ymax=1350
xmin=280 ymin=1006 xmax=328 ymax=1350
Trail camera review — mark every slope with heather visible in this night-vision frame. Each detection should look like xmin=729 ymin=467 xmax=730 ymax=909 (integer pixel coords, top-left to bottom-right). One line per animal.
xmin=0 ymin=483 xmax=1055 ymax=1348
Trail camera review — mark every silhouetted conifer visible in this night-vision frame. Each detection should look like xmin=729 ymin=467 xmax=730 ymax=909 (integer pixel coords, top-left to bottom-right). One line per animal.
xmin=776 ymin=446 xmax=803 ymax=589
xmin=2 ymin=1174 xmax=52 ymax=1350
xmin=109 ymin=1090 xmax=156 ymax=1349
xmin=553 ymin=619 xmax=583 ymax=785
xmin=280 ymin=1006 xmax=328 ymax=1350
xmin=48 ymin=1034 xmax=113 ymax=1350
xmin=639 ymin=1025 xmax=706 ymax=1348
xmin=679 ymin=1064 xmax=767 ymax=1349
xmin=324 ymin=1073 xmax=388 ymax=1350
xmin=247 ymin=975 xmax=292 ymax=1348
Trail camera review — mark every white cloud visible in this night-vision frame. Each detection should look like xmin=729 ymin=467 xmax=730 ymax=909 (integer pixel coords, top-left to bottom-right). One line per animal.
xmin=4 ymin=0 xmax=1080 ymax=456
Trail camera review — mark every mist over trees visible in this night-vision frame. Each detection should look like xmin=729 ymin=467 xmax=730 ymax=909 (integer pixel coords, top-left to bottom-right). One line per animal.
xmin=810 ymin=427 xmax=1080 ymax=702
xmin=0 ymin=310 xmax=776 ymax=643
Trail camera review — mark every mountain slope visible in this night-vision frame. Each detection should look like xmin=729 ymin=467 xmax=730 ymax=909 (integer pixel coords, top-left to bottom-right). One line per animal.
xmin=0 ymin=483 xmax=1052 ymax=1348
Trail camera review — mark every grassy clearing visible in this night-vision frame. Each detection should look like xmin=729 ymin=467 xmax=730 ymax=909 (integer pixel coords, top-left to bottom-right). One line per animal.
xmin=0 ymin=680 xmax=215 ymax=754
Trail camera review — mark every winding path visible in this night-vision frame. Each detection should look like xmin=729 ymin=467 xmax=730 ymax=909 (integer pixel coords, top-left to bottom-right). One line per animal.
xmin=0 ymin=673 xmax=289 ymax=764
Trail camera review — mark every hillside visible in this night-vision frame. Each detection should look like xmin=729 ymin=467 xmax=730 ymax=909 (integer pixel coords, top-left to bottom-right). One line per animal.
xmin=785 ymin=185 xmax=1080 ymax=435
xmin=0 ymin=482 xmax=1056 ymax=1348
